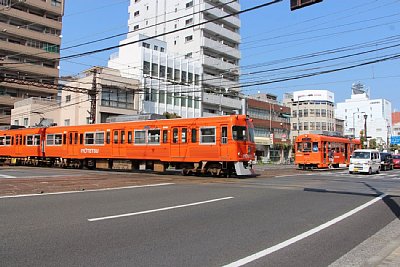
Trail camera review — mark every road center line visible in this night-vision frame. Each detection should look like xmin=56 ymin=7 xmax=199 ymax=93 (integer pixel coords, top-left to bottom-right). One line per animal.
xmin=223 ymin=194 xmax=387 ymax=267
xmin=88 ymin=196 xmax=234 ymax=222
xmin=0 ymin=183 xmax=174 ymax=199
xmin=0 ymin=174 xmax=16 ymax=179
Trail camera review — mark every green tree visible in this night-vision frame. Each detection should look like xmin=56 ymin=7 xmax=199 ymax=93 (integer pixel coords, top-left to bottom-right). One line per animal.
xmin=369 ymin=139 xmax=377 ymax=149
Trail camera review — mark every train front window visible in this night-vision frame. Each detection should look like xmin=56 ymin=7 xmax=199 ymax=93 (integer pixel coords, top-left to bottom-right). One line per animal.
xmin=297 ymin=142 xmax=312 ymax=152
xmin=312 ymin=142 xmax=319 ymax=152
xmin=232 ymin=126 xmax=247 ymax=141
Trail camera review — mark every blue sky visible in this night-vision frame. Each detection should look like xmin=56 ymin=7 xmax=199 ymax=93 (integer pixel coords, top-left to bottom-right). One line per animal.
xmin=60 ymin=0 xmax=400 ymax=110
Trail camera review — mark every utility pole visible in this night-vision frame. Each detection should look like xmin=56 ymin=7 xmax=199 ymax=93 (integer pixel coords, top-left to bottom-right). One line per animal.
xmin=89 ymin=68 xmax=97 ymax=124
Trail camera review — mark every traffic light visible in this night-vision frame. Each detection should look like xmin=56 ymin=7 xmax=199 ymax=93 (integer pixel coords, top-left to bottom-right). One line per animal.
xmin=290 ymin=0 xmax=323 ymax=11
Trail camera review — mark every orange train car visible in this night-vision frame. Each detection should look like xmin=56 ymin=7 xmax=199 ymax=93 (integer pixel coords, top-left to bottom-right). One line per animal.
xmin=295 ymin=134 xmax=361 ymax=169
xmin=0 ymin=115 xmax=256 ymax=176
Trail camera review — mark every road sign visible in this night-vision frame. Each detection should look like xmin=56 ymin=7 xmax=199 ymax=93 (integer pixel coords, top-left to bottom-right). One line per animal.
xmin=391 ymin=136 xmax=400 ymax=145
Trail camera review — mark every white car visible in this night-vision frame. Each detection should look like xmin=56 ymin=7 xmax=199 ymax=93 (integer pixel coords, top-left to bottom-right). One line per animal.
xmin=349 ymin=149 xmax=381 ymax=174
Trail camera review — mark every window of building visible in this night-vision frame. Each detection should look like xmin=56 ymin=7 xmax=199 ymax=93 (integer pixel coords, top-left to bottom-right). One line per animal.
xmin=185 ymin=18 xmax=193 ymax=25
xmin=24 ymin=118 xmax=28 ymax=126
xmin=66 ymin=95 xmax=71 ymax=102
xmin=185 ymin=35 xmax=193 ymax=42
xmin=316 ymin=109 xmax=321 ymax=117
xmin=186 ymin=1 xmax=193 ymax=8
xmin=143 ymin=61 xmax=150 ymax=74
xmin=160 ymin=47 xmax=165 ymax=52
xmin=134 ymin=10 xmax=140 ymax=17
xmin=321 ymin=109 xmax=327 ymax=117
xmin=303 ymin=109 xmax=308 ymax=117
xmin=142 ymin=42 xmax=150 ymax=49
xmin=133 ymin=25 xmax=139 ymax=31
xmin=13 ymin=120 xmax=18 ymax=125
xmin=51 ymin=0 xmax=62 ymax=7
xmin=154 ymin=45 xmax=158 ymax=51
xmin=64 ymin=119 xmax=70 ymax=126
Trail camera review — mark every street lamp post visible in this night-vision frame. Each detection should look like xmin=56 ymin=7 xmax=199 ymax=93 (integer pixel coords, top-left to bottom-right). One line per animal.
xmin=363 ymin=114 xmax=368 ymax=148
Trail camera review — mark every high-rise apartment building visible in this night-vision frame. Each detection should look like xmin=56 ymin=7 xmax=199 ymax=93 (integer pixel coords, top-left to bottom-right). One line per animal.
xmin=126 ymin=0 xmax=242 ymax=116
xmin=0 ymin=0 xmax=64 ymax=124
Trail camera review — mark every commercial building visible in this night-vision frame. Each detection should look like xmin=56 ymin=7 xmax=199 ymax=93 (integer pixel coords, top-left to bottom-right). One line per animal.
xmin=11 ymin=67 xmax=141 ymax=126
xmin=108 ymin=34 xmax=202 ymax=118
xmin=121 ymin=0 xmax=243 ymax=116
xmin=335 ymin=84 xmax=392 ymax=148
xmin=247 ymin=93 xmax=291 ymax=163
xmin=283 ymin=90 xmax=337 ymax=141
xmin=0 ymin=0 xmax=64 ymax=124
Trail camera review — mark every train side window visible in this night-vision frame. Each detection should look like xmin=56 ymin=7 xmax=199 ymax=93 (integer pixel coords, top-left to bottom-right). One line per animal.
xmin=80 ymin=134 xmax=83 ymax=145
xmin=55 ymin=134 xmax=62 ymax=145
xmin=113 ymin=131 xmax=119 ymax=144
xmin=95 ymin=132 xmax=105 ymax=145
xmin=221 ymin=127 xmax=228 ymax=144
xmin=121 ymin=131 xmax=125 ymax=144
xmin=182 ymin=128 xmax=187 ymax=143
xmin=134 ymin=130 xmax=146 ymax=144
xmin=191 ymin=128 xmax=197 ymax=143
xmin=148 ymin=129 xmax=160 ymax=144
xmin=173 ymin=128 xmax=178 ymax=143
xmin=200 ymin=127 xmax=216 ymax=144
xmin=46 ymin=134 xmax=54 ymax=145
xmin=85 ymin=133 xmax=95 ymax=145
xmin=69 ymin=133 xmax=73 ymax=144
xmin=11 ymin=136 xmax=14 ymax=145
xmin=23 ymin=136 xmax=26 ymax=145
xmin=5 ymin=136 xmax=12 ymax=146
xmin=75 ymin=133 xmax=78 ymax=144
xmin=63 ymin=134 xmax=66 ymax=145
xmin=128 ymin=131 xmax=132 ymax=144
xmin=26 ymin=135 xmax=33 ymax=146
xmin=312 ymin=142 xmax=318 ymax=152
xmin=162 ymin=130 xmax=168 ymax=143
xmin=106 ymin=132 xmax=110 ymax=144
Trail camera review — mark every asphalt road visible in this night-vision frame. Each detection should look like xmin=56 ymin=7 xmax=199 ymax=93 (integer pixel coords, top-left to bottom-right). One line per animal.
xmin=1 ymin=169 xmax=400 ymax=266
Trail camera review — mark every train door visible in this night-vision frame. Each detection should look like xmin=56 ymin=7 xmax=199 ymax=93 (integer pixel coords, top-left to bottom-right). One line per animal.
xmin=171 ymin=127 xmax=188 ymax=159
xmin=220 ymin=126 xmax=229 ymax=160
xmin=112 ymin=129 xmax=126 ymax=157
xmin=323 ymin=141 xmax=327 ymax=165
xmin=67 ymin=131 xmax=79 ymax=156
xmin=15 ymin=134 xmax=22 ymax=156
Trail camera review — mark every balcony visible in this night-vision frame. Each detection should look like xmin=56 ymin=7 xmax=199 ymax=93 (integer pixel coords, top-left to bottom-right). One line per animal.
xmin=202 ymin=22 xmax=240 ymax=44
xmin=0 ymin=41 xmax=60 ymax=60
xmin=202 ymin=2 xmax=240 ymax=28
xmin=202 ymin=73 xmax=239 ymax=89
xmin=217 ymin=0 xmax=240 ymax=12
xmin=202 ymin=55 xmax=238 ymax=72
xmin=2 ymin=7 xmax=62 ymax=30
xmin=1 ymin=59 xmax=59 ymax=77
xmin=202 ymin=37 xmax=240 ymax=60
xmin=0 ymin=22 xmax=60 ymax=44
xmin=203 ymin=92 xmax=242 ymax=109
xmin=24 ymin=0 xmax=64 ymax=15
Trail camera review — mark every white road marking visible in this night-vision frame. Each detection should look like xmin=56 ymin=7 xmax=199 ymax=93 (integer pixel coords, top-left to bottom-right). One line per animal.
xmin=223 ymin=194 xmax=387 ymax=267
xmin=0 ymin=183 xmax=174 ymax=199
xmin=88 ymin=196 xmax=234 ymax=222
xmin=0 ymin=174 xmax=16 ymax=179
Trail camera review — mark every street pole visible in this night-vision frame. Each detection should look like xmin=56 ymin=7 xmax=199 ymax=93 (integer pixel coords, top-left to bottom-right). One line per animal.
xmin=364 ymin=114 xmax=368 ymax=148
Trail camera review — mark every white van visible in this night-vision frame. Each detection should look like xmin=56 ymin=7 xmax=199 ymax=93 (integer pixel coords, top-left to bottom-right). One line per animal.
xmin=349 ymin=149 xmax=381 ymax=174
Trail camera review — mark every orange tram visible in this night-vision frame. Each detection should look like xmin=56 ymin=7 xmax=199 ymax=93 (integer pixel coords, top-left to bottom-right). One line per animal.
xmin=0 ymin=115 xmax=256 ymax=177
xmin=295 ymin=134 xmax=361 ymax=169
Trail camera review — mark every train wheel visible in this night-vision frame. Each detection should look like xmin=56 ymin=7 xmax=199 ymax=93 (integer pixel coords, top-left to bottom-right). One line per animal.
xmin=207 ymin=163 xmax=222 ymax=177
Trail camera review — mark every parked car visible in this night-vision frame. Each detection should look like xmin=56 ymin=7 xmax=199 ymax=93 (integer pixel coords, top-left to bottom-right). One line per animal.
xmin=393 ymin=154 xmax=400 ymax=169
xmin=349 ymin=149 xmax=381 ymax=174
xmin=379 ymin=152 xmax=393 ymax=171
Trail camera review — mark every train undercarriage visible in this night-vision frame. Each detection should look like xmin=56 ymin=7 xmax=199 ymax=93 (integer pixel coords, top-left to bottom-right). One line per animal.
xmin=1 ymin=157 xmax=255 ymax=177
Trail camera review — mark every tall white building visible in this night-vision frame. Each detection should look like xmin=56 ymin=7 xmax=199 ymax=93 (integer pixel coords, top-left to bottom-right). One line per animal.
xmin=124 ymin=0 xmax=242 ymax=116
xmin=335 ymin=84 xmax=392 ymax=147
xmin=108 ymin=34 xmax=202 ymax=118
